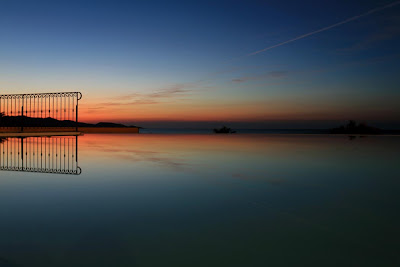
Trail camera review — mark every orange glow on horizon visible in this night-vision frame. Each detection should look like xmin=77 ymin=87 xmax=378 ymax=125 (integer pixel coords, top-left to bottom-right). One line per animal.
xmin=78 ymin=98 xmax=400 ymax=124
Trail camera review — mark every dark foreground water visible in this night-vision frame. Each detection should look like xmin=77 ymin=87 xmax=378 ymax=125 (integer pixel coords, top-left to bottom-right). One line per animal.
xmin=0 ymin=134 xmax=399 ymax=266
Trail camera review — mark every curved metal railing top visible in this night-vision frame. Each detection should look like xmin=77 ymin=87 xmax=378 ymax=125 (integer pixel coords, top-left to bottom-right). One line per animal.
xmin=0 ymin=92 xmax=82 ymax=100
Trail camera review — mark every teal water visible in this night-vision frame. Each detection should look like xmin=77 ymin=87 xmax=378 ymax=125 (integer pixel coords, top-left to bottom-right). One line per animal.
xmin=0 ymin=134 xmax=399 ymax=266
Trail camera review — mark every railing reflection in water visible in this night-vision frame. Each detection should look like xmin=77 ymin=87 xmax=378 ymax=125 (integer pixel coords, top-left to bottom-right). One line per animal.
xmin=0 ymin=136 xmax=81 ymax=175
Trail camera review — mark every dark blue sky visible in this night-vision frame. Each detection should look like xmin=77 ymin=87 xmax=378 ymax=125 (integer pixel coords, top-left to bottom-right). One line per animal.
xmin=1 ymin=0 xmax=400 ymax=128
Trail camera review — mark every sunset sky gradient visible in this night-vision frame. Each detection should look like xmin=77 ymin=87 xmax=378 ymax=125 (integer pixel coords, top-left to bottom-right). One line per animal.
xmin=1 ymin=0 xmax=400 ymax=128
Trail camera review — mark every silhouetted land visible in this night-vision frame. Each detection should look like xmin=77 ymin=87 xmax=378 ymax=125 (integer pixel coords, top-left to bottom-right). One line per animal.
xmin=2 ymin=114 xmax=398 ymax=134
xmin=0 ymin=115 xmax=137 ymax=128
xmin=330 ymin=120 xmax=382 ymax=134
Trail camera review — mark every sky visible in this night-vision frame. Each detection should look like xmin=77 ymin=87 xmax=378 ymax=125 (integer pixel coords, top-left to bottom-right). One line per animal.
xmin=1 ymin=0 xmax=400 ymax=129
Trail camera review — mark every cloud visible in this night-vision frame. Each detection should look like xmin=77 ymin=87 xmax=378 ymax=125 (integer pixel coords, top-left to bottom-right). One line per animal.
xmin=86 ymin=107 xmax=104 ymax=110
xmin=148 ymin=85 xmax=192 ymax=98
xmin=101 ymin=83 xmax=197 ymax=107
xmin=101 ymin=99 xmax=159 ymax=106
xmin=248 ymin=1 xmax=400 ymax=56
xmin=83 ymin=106 xmax=107 ymax=113
xmin=232 ymin=70 xmax=288 ymax=83
xmin=84 ymin=142 xmax=188 ymax=171
xmin=232 ymin=78 xmax=246 ymax=83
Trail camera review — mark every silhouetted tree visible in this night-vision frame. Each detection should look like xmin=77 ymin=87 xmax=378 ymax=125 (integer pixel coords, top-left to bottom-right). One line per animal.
xmin=346 ymin=120 xmax=357 ymax=130
xmin=330 ymin=120 xmax=381 ymax=134
xmin=213 ymin=126 xmax=236 ymax=134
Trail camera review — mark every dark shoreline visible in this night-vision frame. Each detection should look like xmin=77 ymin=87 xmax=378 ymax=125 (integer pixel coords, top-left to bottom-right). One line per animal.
xmin=138 ymin=128 xmax=400 ymax=135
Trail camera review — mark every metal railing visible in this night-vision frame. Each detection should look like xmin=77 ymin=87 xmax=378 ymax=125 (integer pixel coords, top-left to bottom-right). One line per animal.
xmin=0 ymin=136 xmax=81 ymax=175
xmin=0 ymin=92 xmax=82 ymax=132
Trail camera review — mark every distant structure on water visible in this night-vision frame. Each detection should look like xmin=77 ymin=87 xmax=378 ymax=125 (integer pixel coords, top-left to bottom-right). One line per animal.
xmin=213 ymin=126 xmax=236 ymax=134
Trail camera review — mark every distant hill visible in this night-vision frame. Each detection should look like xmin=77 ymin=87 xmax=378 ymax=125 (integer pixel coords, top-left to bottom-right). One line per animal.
xmin=0 ymin=115 xmax=135 ymax=128
xmin=330 ymin=120 xmax=381 ymax=134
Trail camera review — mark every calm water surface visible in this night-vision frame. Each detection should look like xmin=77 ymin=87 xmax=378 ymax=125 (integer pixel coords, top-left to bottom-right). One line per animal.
xmin=0 ymin=134 xmax=399 ymax=266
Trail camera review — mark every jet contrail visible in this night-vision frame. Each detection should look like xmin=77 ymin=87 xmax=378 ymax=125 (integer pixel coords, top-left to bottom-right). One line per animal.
xmin=248 ymin=1 xmax=400 ymax=56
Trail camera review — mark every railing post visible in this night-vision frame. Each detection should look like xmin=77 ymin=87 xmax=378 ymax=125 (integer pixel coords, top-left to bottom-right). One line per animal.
xmin=21 ymin=137 xmax=24 ymax=168
xmin=76 ymin=136 xmax=78 ymax=163
xmin=76 ymin=99 xmax=78 ymax=132
xmin=21 ymin=94 xmax=24 ymax=132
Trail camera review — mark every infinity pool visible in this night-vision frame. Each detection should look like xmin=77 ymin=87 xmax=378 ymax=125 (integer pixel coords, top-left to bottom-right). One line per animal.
xmin=0 ymin=134 xmax=399 ymax=266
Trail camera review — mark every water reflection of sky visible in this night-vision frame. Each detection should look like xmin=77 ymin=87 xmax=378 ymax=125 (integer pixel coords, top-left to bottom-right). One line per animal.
xmin=0 ymin=134 xmax=399 ymax=266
